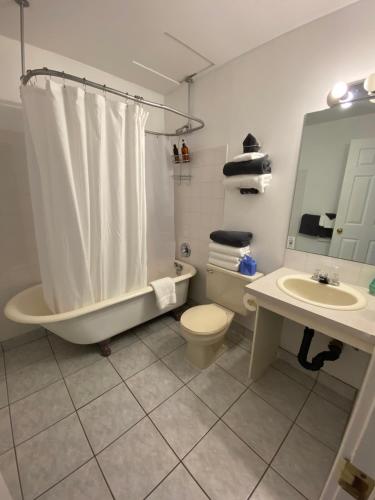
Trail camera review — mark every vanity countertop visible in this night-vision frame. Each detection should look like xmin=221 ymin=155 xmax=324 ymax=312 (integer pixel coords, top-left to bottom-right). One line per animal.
xmin=246 ymin=267 xmax=375 ymax=350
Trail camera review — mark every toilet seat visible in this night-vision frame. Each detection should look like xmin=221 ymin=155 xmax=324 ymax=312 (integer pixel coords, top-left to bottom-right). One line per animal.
xmin=181 ymin=304 xmax=231 ymax=336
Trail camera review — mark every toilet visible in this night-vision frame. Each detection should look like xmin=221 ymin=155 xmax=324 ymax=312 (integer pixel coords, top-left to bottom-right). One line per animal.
xmin=180 ymin=263 xmax=258 ymax=369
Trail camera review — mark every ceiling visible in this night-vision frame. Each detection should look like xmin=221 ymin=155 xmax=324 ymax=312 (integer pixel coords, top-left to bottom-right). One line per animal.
xmin=0 ymin=0 xmax=359 ymax=94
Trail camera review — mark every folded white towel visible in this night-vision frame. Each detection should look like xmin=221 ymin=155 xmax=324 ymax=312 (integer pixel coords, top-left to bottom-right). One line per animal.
xmin=319 ymin=214 xmax=336 ymax=229
xmin=232 ymin=152 xmax=265 ymax=162
xmin=223 ymin=174 xmax=272 ymax=194
xmin=209 ymin=242 xmax=250 ymax=257
xmin=209 ymin=251 xmax=244 ymax=264
xmin=150 ymin=277 xmax=176 ymax=310
xmin=208 ymin=257 xmax=239 ymax=271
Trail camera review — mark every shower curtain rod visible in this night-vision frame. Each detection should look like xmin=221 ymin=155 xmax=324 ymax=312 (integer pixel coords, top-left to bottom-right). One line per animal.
xmin=15 ymin=0 xmax=205 ymax=137
xmin=21 ymin=68 xmax=205 ymax=136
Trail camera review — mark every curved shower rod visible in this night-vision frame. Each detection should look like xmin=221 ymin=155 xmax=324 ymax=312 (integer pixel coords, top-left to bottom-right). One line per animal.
xmin=14 ymin=1 xmax=204 ymax=137
xmin=21 ymin=68 xmax=205 ymax=137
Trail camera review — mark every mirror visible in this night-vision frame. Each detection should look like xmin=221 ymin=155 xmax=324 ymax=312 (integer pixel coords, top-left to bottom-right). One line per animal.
xmin=288 ymin=100 xmax=375 ymax=264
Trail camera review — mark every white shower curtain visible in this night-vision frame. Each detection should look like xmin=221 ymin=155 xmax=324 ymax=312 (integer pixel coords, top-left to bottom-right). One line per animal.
xmin=21 ymin=81 xmax=149 ymax=313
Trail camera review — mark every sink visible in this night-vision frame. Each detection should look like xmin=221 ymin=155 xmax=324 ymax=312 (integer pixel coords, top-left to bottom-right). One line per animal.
xmin=277 ymin=274 xmax=367 ymax=310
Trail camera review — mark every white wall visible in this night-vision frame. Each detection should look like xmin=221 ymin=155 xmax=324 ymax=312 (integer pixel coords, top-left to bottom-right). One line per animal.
xmin=167 ymin=0 xmax=375 ymax=387
xmin=0 ymin=34 xmax=165 ymax=341
xmin=166 ymin=0 xmax=375 ymax=274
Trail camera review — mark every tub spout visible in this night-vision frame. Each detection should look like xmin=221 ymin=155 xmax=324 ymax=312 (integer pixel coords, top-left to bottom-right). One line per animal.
xmin=298 ymin=327 xmax=343 ymax=371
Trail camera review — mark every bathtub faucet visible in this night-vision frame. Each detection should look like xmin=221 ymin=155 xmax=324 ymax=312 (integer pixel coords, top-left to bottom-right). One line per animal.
xmin=175 ymin=262 xmax=183 ymax=276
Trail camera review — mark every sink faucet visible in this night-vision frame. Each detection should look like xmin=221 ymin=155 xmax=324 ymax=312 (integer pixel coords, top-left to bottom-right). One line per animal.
xmin=311 ymin=268 xmax=340 ymax=286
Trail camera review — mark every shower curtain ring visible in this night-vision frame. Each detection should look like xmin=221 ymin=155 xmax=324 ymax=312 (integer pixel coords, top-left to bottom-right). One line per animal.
xmin=62 ymin=71 xmax=66 ymax=88
xmin=103 ymin=84 xmax=107 ymax=98
xmin=83 ymin=78 xmax=87 ymax=92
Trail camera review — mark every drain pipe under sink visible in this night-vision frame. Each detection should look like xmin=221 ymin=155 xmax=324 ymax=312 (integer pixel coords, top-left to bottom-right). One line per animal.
xmin=298 ymin=327 xmax=343 ymax=371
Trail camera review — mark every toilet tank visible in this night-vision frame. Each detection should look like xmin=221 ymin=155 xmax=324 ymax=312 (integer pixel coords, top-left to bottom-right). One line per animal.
xmin=206 ymin=264 xmax=257 ymax=316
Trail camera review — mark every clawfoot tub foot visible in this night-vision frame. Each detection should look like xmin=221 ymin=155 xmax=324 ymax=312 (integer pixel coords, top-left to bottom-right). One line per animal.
xmin=98 ymin=340 xmax=111 ymax=357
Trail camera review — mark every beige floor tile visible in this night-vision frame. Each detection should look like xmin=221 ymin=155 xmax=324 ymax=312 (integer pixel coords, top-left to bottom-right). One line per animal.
xmin=251 ymin=468 xmax=305 ymax=500
xmin=0 ymin=449 xmax=22 ymax=500
xmin=109 ymin=341 xmax=157 ymax=380
xmin=148 ymin=464 xmax=208 ymax=500
xmin=97 ymin=417 xmax=178 ymax=500
xmin=126 ymin=361 xmax=183 ymax=412
xmin=297 ymin=392 xmax=349 ymax=450
xmin=273 ymin=425 xmax=335 ymax=500
xmin=223 ymin=390 xmax=292 ymax=463
xmin=39 ymin=459 xmax=112 ymax=500
xmin=150 ymin=387 xmax=217 ymax=458
xmin=250 ymin=367 xmax=309 ymax=420
xmin=65 ymin=358 xmax=121 ymax=408
xmin=17 ymin=414 xmax=92 ymax=500
xmin=10 ymin=380 xmax=74 ymax=445
xmin=188 ymin=364 xmax=246 ymax=416
xmin=78 ymin=384 xmax=145 ymax=453
xmin=184 ymin=422 xmax=266 ymax=500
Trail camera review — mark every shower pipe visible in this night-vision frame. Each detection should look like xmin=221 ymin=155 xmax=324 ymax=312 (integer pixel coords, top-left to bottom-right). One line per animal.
xmin=14 ymin=0 xmax=205 ymax=137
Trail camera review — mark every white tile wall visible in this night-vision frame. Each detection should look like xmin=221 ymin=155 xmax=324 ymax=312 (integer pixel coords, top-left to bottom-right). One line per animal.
xmin=174 ymin=145 xmax=228 ymax=304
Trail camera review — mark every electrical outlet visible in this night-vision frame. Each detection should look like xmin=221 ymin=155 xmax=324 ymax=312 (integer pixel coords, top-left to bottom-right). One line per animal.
xmin=287 ymin=236 xmax=296 ymax=249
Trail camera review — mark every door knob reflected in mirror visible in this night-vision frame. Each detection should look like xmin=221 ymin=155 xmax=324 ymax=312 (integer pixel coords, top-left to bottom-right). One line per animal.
xmin=336 ymin=228 xmax=343 ymax=234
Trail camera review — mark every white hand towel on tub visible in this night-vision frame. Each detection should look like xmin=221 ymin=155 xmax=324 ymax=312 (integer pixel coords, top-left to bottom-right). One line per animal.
xmin=223 ymin=174 xmax=272 ymax=193
xmin=209 ymin=242 xmax=250 ymax=257
xmin=150 ymin=277 xmax=176 ymax=310
xmin=209 ymin=251 xmax=242 ymax=264
xmin=208 ymin=256 xmax=240 ymax=272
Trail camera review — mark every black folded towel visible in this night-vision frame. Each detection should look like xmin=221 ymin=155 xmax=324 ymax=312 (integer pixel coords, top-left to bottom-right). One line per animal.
xmin=299 ymin=214 xmax=320 ymax=236
xmin=299 ymin=214 xmax=334 ymax=238
xmin=210 ymin=230 xmax=253 ymax=248
xmin=223 ymin=156 xmax=271 ymax=176
xmin=318 ymin=227 xmax=333 ymax=238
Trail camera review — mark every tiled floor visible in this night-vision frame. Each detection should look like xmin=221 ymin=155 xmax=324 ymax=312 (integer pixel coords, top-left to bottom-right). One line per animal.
xmin=0 ymin=317 xmax=355 ymax=500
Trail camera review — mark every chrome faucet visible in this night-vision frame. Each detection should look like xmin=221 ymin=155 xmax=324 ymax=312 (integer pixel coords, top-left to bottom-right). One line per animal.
xmin=311 ymin=268 xmax=340 ymax=286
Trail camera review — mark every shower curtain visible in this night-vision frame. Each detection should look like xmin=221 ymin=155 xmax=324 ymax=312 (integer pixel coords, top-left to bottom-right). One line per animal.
xmin=21 ymin=81 xmax=149 ymax=313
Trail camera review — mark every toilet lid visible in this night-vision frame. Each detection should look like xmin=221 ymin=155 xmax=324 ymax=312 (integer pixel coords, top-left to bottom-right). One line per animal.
xmin=181 ymin=304 xmax=229 ymax=335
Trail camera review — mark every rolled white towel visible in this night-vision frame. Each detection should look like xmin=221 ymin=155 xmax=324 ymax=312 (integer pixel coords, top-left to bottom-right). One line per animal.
xmin=319 ymin=214 xmax=335 ymax=229
xmin=208 ymin=256 xmax=239 ymax=271
xmin=150 ymin=277 xmax=176 ymax=310
xmin=232 ymin=152 xmax=265 ymax=162
xmin=209 ymin=242 xmax=250 ymax=257
xmin=223 ymin=174 xmax=272 ymax=194
xmin=209 ymin=251 xmax=243 ymax=264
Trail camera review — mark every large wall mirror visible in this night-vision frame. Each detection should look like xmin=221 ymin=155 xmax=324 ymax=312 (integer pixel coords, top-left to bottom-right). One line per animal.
xmin=288 ymin=100 xmax=375 ymax=265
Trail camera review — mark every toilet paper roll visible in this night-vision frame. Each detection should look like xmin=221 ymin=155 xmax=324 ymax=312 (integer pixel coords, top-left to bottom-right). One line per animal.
xmin=243 ymin=293 xmax=257 ymax=312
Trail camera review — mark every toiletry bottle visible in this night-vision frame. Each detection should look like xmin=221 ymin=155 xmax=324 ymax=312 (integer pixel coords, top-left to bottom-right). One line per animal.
xmin=173 ymin=144 xmax=180 ymax=163
xmin=181 ymin=140 xmax=190 ymax=162
xmin=369 ymin=278 xmax=375 ymax=296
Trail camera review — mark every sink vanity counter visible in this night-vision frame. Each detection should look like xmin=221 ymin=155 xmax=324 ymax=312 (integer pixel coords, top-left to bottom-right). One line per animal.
xmin=246 ymin=267 xmax=375 ymax=380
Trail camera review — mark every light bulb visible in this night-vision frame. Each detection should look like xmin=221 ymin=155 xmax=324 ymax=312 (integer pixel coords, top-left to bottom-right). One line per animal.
xmin=364 ymin=74 xmax=375 ymax=103
xmin=331 ymin=81 xmax=348 ymax=99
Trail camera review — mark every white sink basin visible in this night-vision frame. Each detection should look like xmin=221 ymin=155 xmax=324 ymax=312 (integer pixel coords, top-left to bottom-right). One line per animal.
xmin=277 ymin=274 xmax=367 ymax=310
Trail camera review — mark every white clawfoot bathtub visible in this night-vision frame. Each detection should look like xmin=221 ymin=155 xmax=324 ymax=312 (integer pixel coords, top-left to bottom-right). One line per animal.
xmin=5 ymin=261 xmax=196 ymax=346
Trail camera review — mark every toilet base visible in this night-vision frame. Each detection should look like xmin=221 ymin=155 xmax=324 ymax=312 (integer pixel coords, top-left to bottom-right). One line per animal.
xmin=186 ymin=336 xmax=226 ymax=369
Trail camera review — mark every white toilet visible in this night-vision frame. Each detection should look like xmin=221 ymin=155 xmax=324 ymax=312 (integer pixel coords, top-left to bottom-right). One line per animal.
xmin=180 ymin=263 xmax=258 ymax=369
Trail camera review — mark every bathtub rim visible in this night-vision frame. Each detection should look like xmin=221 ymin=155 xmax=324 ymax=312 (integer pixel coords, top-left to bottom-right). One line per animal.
xmin=4 ymin=260 xmax=196 ymax=325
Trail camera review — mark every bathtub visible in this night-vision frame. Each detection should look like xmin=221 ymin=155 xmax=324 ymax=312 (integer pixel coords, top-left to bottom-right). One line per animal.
xmin=5 ymin=261 xmax=196 ymax=349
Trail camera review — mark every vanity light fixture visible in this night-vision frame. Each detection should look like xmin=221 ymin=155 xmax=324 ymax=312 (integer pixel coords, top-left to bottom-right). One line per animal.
xmin=327 ymin=73 xmax=375 ymax=108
